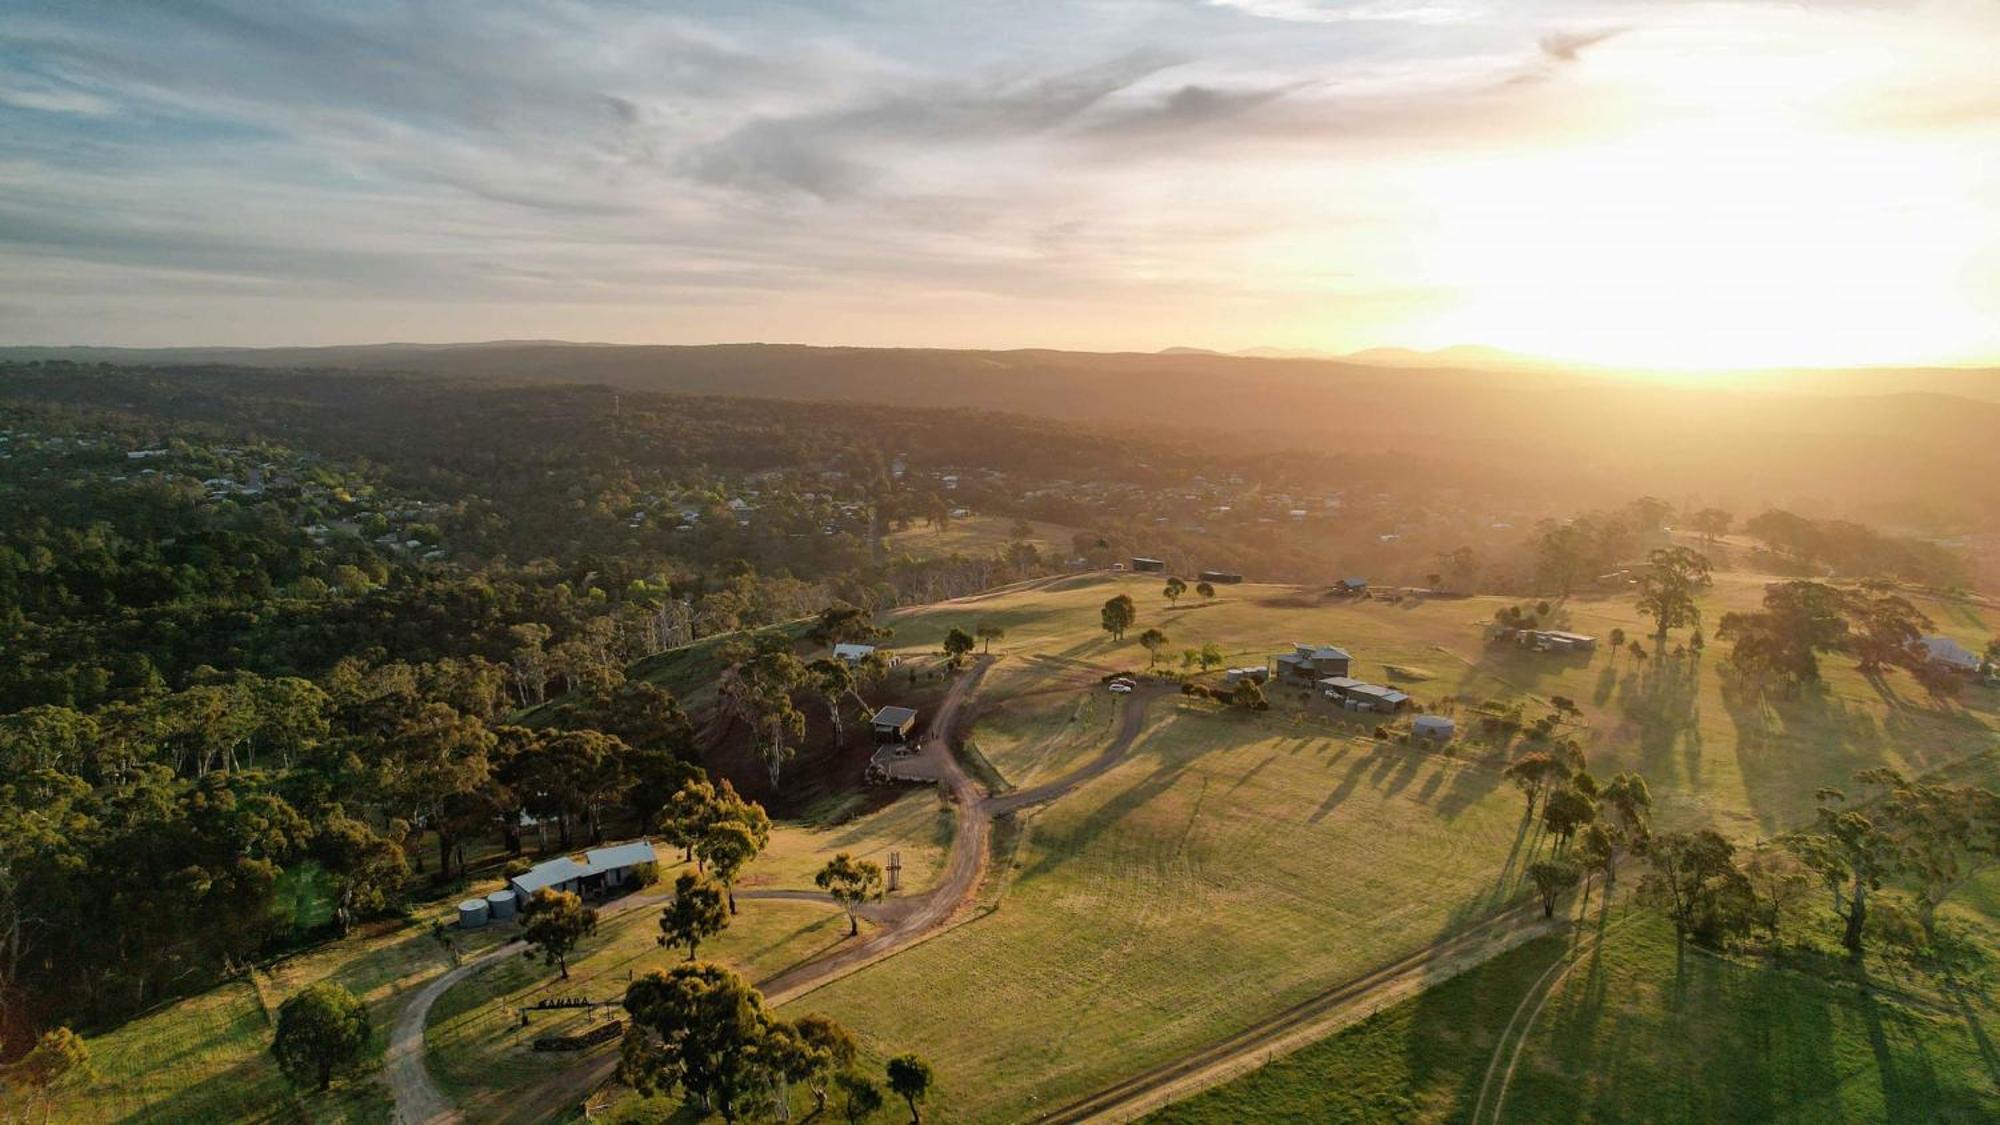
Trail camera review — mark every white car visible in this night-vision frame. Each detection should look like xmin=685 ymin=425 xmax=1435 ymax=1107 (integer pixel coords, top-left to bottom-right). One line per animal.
xmin=1108 ymin=681 xmax=1134 ymax=694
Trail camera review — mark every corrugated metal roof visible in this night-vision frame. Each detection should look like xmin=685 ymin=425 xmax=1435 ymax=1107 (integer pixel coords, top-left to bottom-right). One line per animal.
xmin=872 ymin=705 xmax=918 ymax=727
xmin=833 ymin=643 xmax=877 ymax=660
xmin=509 ymin=856 xmax=590 ymax=896
xmin=585 ymin=841 xmax=658 ymax=870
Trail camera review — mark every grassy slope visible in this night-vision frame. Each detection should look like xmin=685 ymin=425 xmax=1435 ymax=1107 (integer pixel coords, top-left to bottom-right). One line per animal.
xmin=35 ymin=905 xmax=521 ymax=1124
xmin=790 ymin=704 xmax=1531 ymax=1120
xmin=1155 ymin=905 xmax=2000 ymax=1123
xmin=37 ymin=787 xmax=944 ymax=1123
xmin=783 ymin=572 xmax=1998 ymax=1120
xmin=425 ymin=883 xmax=856 ymax=1119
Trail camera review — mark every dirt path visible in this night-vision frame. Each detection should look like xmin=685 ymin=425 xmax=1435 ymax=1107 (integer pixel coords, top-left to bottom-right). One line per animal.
xmin=504 ymin=658 xmax=1002 ymax=1120
xmin=1035 ymin=900 xmax=1566 ymax=1123
xmin=396 ymin=662 xmax=1174 ymax=1122
xmin=987 ymin=684 xmax=1170 ymax=815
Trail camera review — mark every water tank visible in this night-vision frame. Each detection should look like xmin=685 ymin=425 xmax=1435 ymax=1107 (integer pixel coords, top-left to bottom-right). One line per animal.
xmin=485 ymin=889 xmax=518 ymax=920
xmin=456 ymin=899 xmax=489 ymax=929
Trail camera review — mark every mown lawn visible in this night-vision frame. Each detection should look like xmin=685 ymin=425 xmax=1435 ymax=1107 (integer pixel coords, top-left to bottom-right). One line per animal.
xmin=788 ymin=703 xmax=1534 ymax=1121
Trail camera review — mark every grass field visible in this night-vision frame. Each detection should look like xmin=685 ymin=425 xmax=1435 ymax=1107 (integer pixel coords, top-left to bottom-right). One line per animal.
xmin=882 ymin=571 xmax=1999 ymax=838
xmin=884 ymin=513 xmax=1078 ymax=560
xmin=778 ymin=570 xmax=1999 ymax=1119
xmin=425 ymin=884 xmax=858 ymax=1120
xmin=789 ymin=702 xmax=1534 ymax=1120
xmin=33 ymin=898 xmax=518 ymax=1123
xmin=1154 ymin=904 xmax=2000 ymax=1123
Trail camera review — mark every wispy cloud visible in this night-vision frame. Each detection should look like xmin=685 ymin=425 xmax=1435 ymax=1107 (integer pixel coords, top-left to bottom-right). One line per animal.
xmin=0 ymin=0 xmax=1992 ymax=362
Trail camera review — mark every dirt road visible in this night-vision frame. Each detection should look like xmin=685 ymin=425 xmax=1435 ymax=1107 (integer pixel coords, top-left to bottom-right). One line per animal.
xmin=1035 ymin=900 xmax=1565 ymax=1123
xmin=393 ymin=664 xmax=1177 ymax=1122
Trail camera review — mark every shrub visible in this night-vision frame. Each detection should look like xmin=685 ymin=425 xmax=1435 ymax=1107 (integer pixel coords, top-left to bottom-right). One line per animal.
xmin=503 ymin=858 xmax=534 ymax=878
xmin=631 ymin=861 xmax=661 ymax=888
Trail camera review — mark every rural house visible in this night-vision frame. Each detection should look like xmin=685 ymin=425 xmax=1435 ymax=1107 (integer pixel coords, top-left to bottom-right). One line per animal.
xmin=1131 ymin=557 xmax=1167 ymax=573
xmin=506 ymin=840 xmax=660 ymax=903
xmin=1276 ymin=643 xmax=1352 ymax=684
xmin=833 ymin=642 xmax=878 ymax=664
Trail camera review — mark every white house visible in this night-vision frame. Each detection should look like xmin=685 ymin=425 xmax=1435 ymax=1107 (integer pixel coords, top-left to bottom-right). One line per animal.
xmin=833 ymin=643 xmax=878 ymax=665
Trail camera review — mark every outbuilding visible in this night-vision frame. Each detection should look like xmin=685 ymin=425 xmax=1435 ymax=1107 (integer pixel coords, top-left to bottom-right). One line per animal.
xmin=456 ymin=899 xmax=489 ymax=930
xmin=1198 ymin=570 xmax=1244 ymax=585
xmin=1526 ymin=630 xmax=1597 ymax=653
xmin=1920 ymin=634 xmax=1982 ymax=673
xmin=1413 ymin=715 xmax=1456 ymax=741
xmin=1130 ymin=557 xmax=1167 ymax=573
xmin=871 ymin=705 xmax=919 ymax=743
xmin=832 ymin=642 xmax=878 ymax=665
xmin=484 ymin=889 xmax=518 ymax=920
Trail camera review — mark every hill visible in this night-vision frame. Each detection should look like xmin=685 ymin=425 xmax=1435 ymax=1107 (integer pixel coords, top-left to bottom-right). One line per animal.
xmin=8 ymin=342 xmax=2000 ymax=523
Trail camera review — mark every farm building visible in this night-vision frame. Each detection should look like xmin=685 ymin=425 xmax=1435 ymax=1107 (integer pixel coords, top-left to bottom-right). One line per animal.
xmin=1338 ymin=577 xmax=1368 ymax=594
xmin=1276 ymin=643 xmax=1351 ymax=684
xmin=1198 ymin=570 xmax=1244 ymax=585
xmin=832 ymin=642 xmax=878 ymax=664
xmin=1130 ymin=557 xmax=1167 ymax=573
xmin=1224 ymin=666 xmax=1269 ymax=685
xmin=1920 ymin=635 xmax=1982 ymax=673
xmin=872 ymin=705 xmax=919 ymax=743
xmin=1525 ymin=629 xmax=1597 ymax=653
xmin=1413 ymin=715 xmax=1455 ymax=740
xmin=507 ymin=840 xmax=659 ymax=902
xmin=1320 ymin=677 xmax=1413 ymax=712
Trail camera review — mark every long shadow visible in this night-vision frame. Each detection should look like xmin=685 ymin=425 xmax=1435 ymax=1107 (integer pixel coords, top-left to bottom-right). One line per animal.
xmin=1309 ymin=751 xmax=1377 ymax=826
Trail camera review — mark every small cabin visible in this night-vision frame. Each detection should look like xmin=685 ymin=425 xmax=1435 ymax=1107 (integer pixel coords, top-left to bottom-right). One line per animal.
xmin=1130 ymin=557 xmax=1167 ymax=573
xmin=871 ymin=705 xmax=919 ymax=744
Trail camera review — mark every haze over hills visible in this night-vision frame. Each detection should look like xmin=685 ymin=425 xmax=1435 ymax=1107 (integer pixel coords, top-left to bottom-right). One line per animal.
xmin=8 ymin=339 xmax=1999 ymax=525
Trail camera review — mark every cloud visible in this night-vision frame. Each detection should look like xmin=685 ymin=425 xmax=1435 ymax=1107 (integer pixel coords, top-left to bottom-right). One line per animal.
xmin=683 ymin=52 xmax=1179 ymax=199
xmin=1537 ymin=28 xmax=1623 ymax=63
xmin=1208 ymin=0 xmax=1485 ymax=25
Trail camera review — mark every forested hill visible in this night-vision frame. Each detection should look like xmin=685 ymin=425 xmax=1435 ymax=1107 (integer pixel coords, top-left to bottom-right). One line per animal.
xmin=6 ymin=342 xmax=2000 ymax=524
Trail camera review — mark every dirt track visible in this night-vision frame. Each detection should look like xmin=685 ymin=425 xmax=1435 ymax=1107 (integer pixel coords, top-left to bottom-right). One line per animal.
xmin=422 ymin=652 xmax=1016 ymax=1112
xmin=1035 ymin=899 xmax=1564 ymax=1123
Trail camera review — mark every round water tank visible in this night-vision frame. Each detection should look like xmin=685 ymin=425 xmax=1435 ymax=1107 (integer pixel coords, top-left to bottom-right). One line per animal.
xmin=456 ymin=899 xmax=489 ymax=930
xmin=485 ymin=889 xmax=518 ymax=920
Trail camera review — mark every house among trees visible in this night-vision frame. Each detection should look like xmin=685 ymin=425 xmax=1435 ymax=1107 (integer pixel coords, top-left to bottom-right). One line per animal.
xmin=1919 ymin=634 xmax=1982 ymax=674
xmin=871 ymin=705 xmax=919 ymax=743
xmin=1320 ymin=676 xmax=1414 ymax=712
xmin=1276 ymin=643 xmax=1352 ymax=685
xmin=507 ymin=840 xmax=660 ymax=902
xmin=833 ymin=642 xmax=879 ymax=664
xmin=1130 ymin=557 xmax=1167 ymax=573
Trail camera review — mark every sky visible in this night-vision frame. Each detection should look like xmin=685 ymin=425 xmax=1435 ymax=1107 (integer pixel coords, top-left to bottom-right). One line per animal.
xmin=1 ymin=0 xmax=1996 ymax=368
